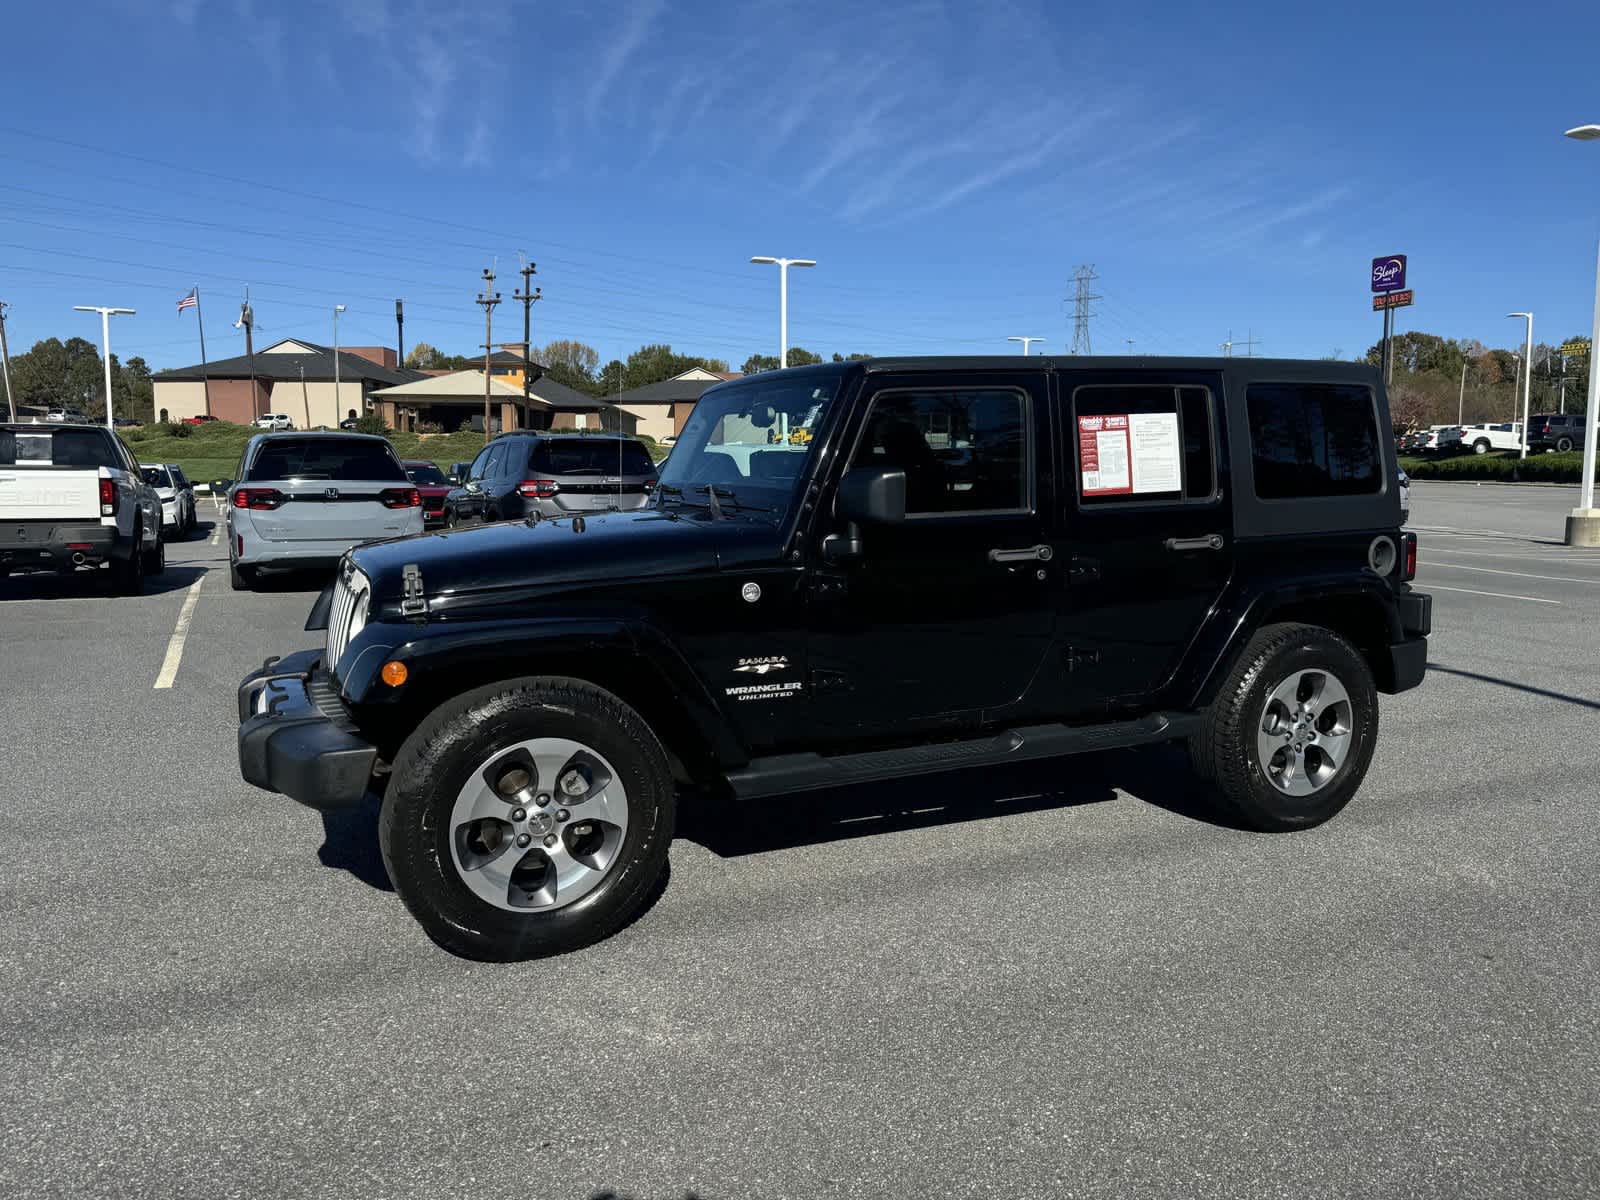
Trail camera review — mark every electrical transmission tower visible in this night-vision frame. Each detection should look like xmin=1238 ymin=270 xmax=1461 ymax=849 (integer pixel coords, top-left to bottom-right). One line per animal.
xmin=1068 ymin=265 xmax=1100 ymax=355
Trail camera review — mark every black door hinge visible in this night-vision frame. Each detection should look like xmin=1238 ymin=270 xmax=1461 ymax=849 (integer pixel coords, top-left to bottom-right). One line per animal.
xmin=1065 ymin=646 xmax=1101 ymax=672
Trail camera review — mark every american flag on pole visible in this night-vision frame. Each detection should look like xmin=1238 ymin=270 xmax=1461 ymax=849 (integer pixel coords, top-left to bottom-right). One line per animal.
xmin=177 ymin=288 xmax=198 ymax=314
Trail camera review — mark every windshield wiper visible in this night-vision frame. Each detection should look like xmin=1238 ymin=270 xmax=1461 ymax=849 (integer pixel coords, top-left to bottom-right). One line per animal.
xmin=693 ymin=484 xmax=771 ymax=514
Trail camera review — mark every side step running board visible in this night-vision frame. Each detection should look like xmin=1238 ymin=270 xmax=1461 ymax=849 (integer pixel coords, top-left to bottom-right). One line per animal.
xmin=726 ymin=712 xmax=1200 ymax=800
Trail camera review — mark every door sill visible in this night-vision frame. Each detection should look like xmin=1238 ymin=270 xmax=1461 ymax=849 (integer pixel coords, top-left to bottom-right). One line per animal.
xmin=726 ymin=713 xmax=1200 ymax=800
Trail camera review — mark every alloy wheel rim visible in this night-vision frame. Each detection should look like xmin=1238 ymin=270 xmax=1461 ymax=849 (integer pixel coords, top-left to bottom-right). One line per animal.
xmin=448 ymin=737 xmax=629 ymax=913
xmin=1256 ymin=668 xmax=1354 ymax=797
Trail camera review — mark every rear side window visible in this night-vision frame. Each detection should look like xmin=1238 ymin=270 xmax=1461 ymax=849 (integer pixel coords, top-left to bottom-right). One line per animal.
xmin=0 ymin=428 xmax=118 ymax=468
xmin=142 ymin=466 xmax=172 ymax=487
xmin=1247 ymin=383 xmax=1381 ymax=499
xmin=530 ymin=439 xmax=655 ymax=476
xmin=1071 ymin=385 xmax=1216 ymax=505
xmin=246 ymin=438 xmax=407 ymax=482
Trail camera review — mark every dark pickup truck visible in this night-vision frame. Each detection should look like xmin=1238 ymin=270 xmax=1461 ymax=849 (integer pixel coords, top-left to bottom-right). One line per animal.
xmin=238 ymin=357 xmax=1430 ymax=960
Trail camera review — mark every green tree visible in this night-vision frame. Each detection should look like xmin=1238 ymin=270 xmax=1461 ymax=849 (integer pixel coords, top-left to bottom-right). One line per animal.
xmin=785 ymin=347 xmax=823 ymax=367
xmin=537 ymin=339 xmax=601 ymax=394
xmin=742 ymin=353 xmax=780 ymax=374
xmin=831 ymin=352 xmax=873 ymax=362
xmin=620 ymin=344 xmax=728 ymax=390
xmin=405 ymin=342 xmax=444 ymax=369
xmin=114 ymin=355 xmax=155 ymax=423
xmin=597 ymin=359 xmax=626 ymax=396
xmin=10 ymin=337 xmax=104 ymax=412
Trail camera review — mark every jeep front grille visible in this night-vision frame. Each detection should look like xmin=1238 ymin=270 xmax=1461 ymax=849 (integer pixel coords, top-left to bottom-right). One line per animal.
xmin=326 ymin=564 xmax=370 ymax=673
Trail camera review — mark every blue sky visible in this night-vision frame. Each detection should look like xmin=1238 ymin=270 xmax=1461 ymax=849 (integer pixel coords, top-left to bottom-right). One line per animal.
xmin=3 ymin=0 xmax=1599 ymax=373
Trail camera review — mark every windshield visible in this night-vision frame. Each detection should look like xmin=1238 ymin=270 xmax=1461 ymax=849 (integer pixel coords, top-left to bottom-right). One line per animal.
xmin=654 ymin=374 xmax=842 ymax=517
xmin=142 ymin=466 xmax=172 ymax=487
xmin=405 ymin=462 xmax=448 ymax=486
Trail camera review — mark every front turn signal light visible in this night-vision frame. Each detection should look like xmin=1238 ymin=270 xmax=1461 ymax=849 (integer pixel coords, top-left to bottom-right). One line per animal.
xmin=380 ymin=660 xmax=409 ymax=687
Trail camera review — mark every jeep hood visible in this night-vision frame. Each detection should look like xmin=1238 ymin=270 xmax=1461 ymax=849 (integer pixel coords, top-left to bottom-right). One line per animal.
xmin=347 ymin=507 xmax=781 ymax=612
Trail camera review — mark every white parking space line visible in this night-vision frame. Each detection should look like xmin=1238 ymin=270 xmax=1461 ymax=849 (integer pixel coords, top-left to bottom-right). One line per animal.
xmin=209 ymin=523 xmax=220 ymax=546
xmin=1426 ymin=546 xmax=1600 ymax=564
xmin=1427 ymin=583 xmax=1562 ymax=605
xmin=1429 ymin=562 xmax=1600 ymax=585
xmin=154 ymin=572 xmax=207 ymax=689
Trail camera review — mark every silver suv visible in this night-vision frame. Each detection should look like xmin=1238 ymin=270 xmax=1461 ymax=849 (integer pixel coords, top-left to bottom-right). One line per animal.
xmin=448 ymin=433 xmax=658 ymax=524
xmin=225 ymin=432 xmax=423 ymax=590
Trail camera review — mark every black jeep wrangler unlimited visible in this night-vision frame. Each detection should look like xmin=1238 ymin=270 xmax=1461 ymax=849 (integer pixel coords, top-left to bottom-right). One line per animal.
xmin=238 ymin=358 xmax=1430 ymax=960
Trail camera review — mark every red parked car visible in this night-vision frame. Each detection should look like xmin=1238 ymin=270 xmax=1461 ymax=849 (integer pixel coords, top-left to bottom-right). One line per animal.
xmin=181 ymin=414 xmax=220 ymax=426
xmin=402 ymin=460 xmax=453 ymax=528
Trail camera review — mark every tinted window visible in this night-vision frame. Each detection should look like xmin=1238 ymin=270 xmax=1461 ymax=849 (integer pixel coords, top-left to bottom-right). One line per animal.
xmin=0 ymin=428 xmax=118 ymax=468
xmin=1071 ymin=385 xmax=1216 ymax=504
xmin=850 ymin=387 xmax=1028 ymax=516
xmin=530 ymin=439 xmax=654 ymax=476
xmin=170 ymin=467 xmax=189 ymax=486
xmin=142 ymin=466 xmax=173 ymax=487
xmin=246 ymin=438 xmax=407 ymax=482
xmin=1247 ymin=383 xmax=1381 ymax=498
xmin=405 ymin=462 xmax=448 ymax=485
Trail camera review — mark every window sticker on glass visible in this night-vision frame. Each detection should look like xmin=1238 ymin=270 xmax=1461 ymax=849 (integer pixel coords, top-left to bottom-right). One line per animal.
xmin=1129 ymin=411 xmax=1182 ymax=494
xmin=1079 ymin=414 xmax=1131 ymax=495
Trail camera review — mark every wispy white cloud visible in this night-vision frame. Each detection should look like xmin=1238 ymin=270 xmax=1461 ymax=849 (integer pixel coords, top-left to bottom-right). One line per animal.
xmin=587 ymin=0 xmax=665 ymax=124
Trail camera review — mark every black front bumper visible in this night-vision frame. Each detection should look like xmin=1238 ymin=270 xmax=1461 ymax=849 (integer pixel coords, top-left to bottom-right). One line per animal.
xmin=237 ymin=649 xmax=377 ymax=809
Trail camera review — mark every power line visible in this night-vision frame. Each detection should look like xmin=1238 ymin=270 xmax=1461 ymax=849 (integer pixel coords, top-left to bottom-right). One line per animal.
xmin=1068 ymin=265 xmax=1100 ymax=355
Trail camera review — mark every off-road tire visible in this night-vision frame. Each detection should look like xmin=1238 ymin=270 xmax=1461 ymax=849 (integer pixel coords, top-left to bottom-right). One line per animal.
xmin=229 ymin=560 xmax=255 ymax=592
xmin=380 ymin=677 xmax=675 ymax=961
xmin=1190 ymin=622 xmax=1378 ymax=832
xmin=111 ymin=528 xmax=146 ymax=595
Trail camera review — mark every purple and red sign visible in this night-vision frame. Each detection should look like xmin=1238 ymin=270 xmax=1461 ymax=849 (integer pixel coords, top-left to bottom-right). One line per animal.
xmin=1371 ymin=255 xmax=1407 ymax=293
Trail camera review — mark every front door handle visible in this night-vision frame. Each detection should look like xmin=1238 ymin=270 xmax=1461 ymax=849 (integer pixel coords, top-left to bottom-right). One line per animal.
xmin=988 ymin=544 xmax=1053 ymax=564
xmin=1165 ymin=534 xmax=1225 ymax=552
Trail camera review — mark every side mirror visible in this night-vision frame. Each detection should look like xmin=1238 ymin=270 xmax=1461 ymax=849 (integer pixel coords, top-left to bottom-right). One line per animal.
xmin=835 ymin=466 xmax=906 ymax=524
xmin=446 ymin=474 xmax=460 ymax=486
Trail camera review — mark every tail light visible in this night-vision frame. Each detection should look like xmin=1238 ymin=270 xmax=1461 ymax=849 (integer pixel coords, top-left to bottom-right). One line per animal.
xmin=517 ymin=479 xmax=559 ymax=499
xmin=99 ymin=477 xmax=116 ymax=516
xmin=233 ymin=488 xmax=286 ymax=510
xmin=379 ymin=488 xmax=421 ymax=509
xmin=642 ymin=479 xmax=655 ymax=494
xmin=1400 ymin=532 xmax=1417 ymax=582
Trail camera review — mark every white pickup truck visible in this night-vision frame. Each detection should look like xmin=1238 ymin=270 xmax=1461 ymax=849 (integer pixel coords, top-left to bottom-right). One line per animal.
xmin=1458 ymin=422 xmax=1523 ymax=454
xmin=0 ymin=423 xmax=165 ymax=592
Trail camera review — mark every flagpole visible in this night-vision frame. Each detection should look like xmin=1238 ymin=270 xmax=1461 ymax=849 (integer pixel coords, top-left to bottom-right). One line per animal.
xmin=194 ymin=285 xmax=212 ymax=418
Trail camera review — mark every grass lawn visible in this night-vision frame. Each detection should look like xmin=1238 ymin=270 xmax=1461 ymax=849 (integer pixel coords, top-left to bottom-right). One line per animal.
xmin=123 ymin=422 xmax=667 ymax=488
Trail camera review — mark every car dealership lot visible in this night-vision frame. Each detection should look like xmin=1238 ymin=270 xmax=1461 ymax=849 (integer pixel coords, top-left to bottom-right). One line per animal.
xmin=2 ymin=482 xmax=1598 ymax=1199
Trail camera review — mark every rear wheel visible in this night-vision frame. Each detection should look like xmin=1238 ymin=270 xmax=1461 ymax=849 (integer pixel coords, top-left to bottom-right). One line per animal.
xmin=380 ymin=677 xmax=675 ymax=960
xmin=229 ymin=560 xmax=255 ymax=591
xmin=142 ymin=529 xmax=166 ymax=576
xmin=1191 ymin=622 xmax=1378 ymax=831
xmin=1557 ymin=436 xmax=1575 ymax=453
xmin=111 ymin=529 xmax=146 ymax=595
xmin=1472 ymin=438 xmax=1491 ymax=455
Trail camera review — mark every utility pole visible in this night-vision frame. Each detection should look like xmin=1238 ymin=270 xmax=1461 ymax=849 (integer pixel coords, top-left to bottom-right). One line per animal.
xmin=395 ymin=299 xmax=405 ymax=369
xmin=0 ymin=301 xmax=14 ymax=422
xmin=1511 ymin=354 xmax=1521 ymax=425
xmin=236 ymin=288 xmax=257 ymax=418
xmin=476 ymin=267 xmax=501 ymax=444
xmin=1458 ymin=360 xmax=1468 ymax=425
xmin=1006 ymin=336 xmax=1043 ymax=355
xmin=514 ymin=257 xmax=540 ymax=426
xmin=333 ymin=304 xmax=346 ymax=425
xmin=1237 ymin=329 xmax=1261 ymax=357
xmin=1220 ymin=331 xmax=1234 ymax=357
xmin=299 ymin=364 xmax=311 ymax=430
xmin=1068 ymin=265 xmax=1100 ymax=355
xmin=1125 ymin=338 xmax=1136 ymax=353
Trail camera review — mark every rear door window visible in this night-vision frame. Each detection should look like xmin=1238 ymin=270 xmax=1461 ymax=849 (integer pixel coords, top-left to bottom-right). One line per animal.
xmin=1246 ymin=383 xmax=1382 ymax=499
xmin=530 ymin=439 xmax=654 ymax=476
xmin=1070 ymin=384 xmax=1217 ymax=505
xmin=246 ymin=438 xmax=407 ymax=482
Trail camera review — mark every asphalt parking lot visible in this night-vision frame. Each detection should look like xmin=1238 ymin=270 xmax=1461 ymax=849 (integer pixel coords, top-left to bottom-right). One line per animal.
xmin=2 ymin=481 xmax=1598 ymax=1199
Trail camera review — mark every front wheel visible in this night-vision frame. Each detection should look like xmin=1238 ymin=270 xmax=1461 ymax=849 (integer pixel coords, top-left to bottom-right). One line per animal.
xmin=380 ymin=677 xmax=675 ymax=960
xmin=1191 ymin=622 xmax=1378 ymax=831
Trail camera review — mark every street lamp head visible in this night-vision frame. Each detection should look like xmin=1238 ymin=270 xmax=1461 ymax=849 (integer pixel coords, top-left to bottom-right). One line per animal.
xmin=1507 ymin=311 xmax=1532 ymax=319
xmin=791 ymin=259 xmax=817 ymax=269
xmin=335 ymin=304 xmax=347 ymax=314
xmin=750 ymin=256 xmax=778 ymax=265
xmin=1564 ymin=125 xmax=1600 ymax=141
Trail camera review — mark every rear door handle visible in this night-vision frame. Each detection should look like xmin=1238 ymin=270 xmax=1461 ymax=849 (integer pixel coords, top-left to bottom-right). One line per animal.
xmin=988 ymin=544 xmax=1053 ymax=564
xmin=1166 ymin=534 xmax=1224 ymax=551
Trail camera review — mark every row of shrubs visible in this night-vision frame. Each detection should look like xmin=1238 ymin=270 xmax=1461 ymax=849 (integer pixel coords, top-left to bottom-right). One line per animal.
xmin=1399 ymin=451 xmax=1586 ymax=482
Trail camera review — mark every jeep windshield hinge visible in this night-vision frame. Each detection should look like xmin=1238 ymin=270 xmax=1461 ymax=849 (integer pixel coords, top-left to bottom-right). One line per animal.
xmin=400 ymin=563 xmax=428 ymax=617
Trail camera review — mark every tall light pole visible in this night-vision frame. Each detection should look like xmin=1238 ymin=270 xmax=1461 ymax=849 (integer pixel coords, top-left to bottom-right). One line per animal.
xmin=1006 ymin=336 xmax=1044 ymax=355
xmin=1562 ymin=124 xmax=1600 ymax=543
xmin=73 ymin=305 xmax=135 ymax=428
xmin=1507 ymin=312 xmax=1534 ymax=458
xmin=333 ymin=304 xmax=346 ymax=422
xmin=750 ymin=256 xmax=815 ymax=368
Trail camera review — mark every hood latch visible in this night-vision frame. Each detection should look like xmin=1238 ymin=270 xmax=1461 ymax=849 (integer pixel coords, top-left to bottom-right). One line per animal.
xmin=400 ymin=563 xmax=428 ymax=617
